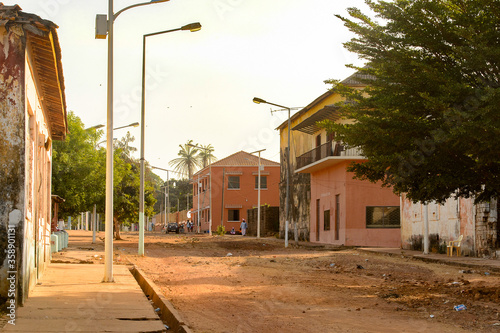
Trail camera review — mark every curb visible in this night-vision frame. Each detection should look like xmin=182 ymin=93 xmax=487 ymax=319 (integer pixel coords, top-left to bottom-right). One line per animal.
xmin=130 ymin=266 xmax=193 ymax=333
xmin=358 ymin=248 xmax=500 ymax=273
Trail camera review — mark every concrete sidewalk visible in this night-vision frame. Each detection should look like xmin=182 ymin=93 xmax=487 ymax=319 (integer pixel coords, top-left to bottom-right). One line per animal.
xmin=4 ymin=263 xmax=166 ymax=332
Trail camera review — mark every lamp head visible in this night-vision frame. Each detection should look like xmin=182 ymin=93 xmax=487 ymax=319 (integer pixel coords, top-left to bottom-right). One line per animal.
xmin=130 ymin=122 xmax=140 ymax=127
xmin=253 ymin=97 xmax=266 ymax=104
xmin=182 ymin=22 xmax=202 ymax=32
xmin=86 ymin=124 xmax=105 ymax=130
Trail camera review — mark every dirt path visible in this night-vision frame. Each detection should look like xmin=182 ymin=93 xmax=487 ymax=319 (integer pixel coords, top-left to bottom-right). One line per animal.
xmin=110 ymin=232 xmax=500 ymax=333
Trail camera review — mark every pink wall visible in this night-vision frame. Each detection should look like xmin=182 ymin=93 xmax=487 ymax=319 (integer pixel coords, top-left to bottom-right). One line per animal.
xmin=310 ymin=162 xmax=401 ymax=247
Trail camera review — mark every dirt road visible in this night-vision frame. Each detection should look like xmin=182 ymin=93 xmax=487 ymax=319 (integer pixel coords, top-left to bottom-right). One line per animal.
xmin=110 ymin=232 xmax=500 ymax=333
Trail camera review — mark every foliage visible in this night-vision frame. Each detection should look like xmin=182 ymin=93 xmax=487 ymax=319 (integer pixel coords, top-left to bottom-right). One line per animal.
xmin=216 ymin=225 xmax=226 ymax=236
xmin=52 ymin=112 xmax=105 ymax=218
xmin=154 ymin=178 xmax=192 ymax=214
xmin=197 ymin=144 xmax=217 ymax=168
xmin=321 ymin=0 xmax=500 ymax=203
xmin=52 ymin=112 xmax=157 ymax=236
xmin=169 ymin=140 xmax=201 ymax=180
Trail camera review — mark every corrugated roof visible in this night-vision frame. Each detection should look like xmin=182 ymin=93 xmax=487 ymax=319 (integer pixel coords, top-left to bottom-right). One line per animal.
xmin=292 ymin=105 xmax=340 ymax=134
xmin=194 ymin=151 xmax=279 ymax=176
xmin=0 ymin=3 xmax=67 ymax=140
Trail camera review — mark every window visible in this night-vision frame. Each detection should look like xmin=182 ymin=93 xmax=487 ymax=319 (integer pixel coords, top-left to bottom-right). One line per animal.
xmin=324 ymin=210 xmax=330 ymax=231
xmin=228 ymin=209 xmax=240 ymax=222
xmin=366 ymin=206 xmax=400 ymax=228
xmin=254 ymin=176 xmax=267 ymax=189
xmin=228 ymin=176 xmax=240 ymax=189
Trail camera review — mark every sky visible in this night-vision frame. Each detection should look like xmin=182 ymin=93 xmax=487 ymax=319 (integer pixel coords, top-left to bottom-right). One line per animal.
xmin=15 ymin=0 xmax=367 ymax=181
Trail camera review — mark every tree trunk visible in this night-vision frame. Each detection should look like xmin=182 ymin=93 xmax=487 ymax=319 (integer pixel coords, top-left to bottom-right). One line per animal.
xmin=113 ymin=216 xmax=122 ymax=240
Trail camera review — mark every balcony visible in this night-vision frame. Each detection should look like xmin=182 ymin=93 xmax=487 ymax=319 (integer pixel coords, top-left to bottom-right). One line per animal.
xmin=295 ymin=141 xmax=364 ymax=174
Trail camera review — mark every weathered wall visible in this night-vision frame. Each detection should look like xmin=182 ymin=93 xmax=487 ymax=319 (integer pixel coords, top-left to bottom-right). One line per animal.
xmin=279 ymin=146 xmax=311 ymax=241
xmin=23 ymin=52 xmax=53 ymax=301
xmin=401 ymin=197 xmax=476 ymax=255
xmin=0 ymin=25 xmax=26 ymax=308
xmin=475 ymin=199 xmax=498 ymax=258
xmin=247 ymin=205 xmax=279 ymax=237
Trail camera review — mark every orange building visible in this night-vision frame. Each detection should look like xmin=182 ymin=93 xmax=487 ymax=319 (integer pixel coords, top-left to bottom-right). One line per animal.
xmin=192 ymin=151 xmax=280 ymax=233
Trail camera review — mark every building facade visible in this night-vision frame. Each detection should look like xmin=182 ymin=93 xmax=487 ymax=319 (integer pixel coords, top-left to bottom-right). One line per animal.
xmin=401 ymin=197 xmax=499 ymax=257
xmin=0 ymin=5 xmax=67 ymax=308
xmin=192 ymin=151 xmax=280 ymax=233
xmin=278 ymin=72 xmax=401 ymax=247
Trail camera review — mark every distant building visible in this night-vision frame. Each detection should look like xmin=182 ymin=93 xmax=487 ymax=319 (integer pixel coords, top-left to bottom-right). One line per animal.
xmin=0 ymin=5 xmax=67 ymax=307
xmin=192 ymin=151 xmax=280 ymax=233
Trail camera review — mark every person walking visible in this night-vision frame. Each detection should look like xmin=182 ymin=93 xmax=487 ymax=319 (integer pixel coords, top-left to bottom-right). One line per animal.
xmin=240 ymin=218 xmax=248 ymax=236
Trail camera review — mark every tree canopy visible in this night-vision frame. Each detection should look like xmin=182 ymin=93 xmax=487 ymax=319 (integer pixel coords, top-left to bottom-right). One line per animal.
xmin=52 ymin=112 xmax=158 ymax=234
xmin=322 ymin=0 xmax=500 ymax=203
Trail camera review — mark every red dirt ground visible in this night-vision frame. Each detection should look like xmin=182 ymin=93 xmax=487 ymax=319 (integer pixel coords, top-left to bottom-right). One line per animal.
xmin=111 ymin=232 xmax=500 ymax=333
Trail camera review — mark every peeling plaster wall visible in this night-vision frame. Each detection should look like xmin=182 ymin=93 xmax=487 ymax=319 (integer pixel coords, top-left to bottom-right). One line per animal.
xmin=279 ymin=146 xmax=311 ymax=241
xmin=0 ymin=25 xmax=27 ymax=307
xmin=475 ymin=199 xmax=498 ymax=258
xmin=0 ymin=24 xmax=54 ymax=309
xmin=401 ymin=196 xmax=476 ymax=255
xmin=23 ymin=55 xmax=53 ymax=301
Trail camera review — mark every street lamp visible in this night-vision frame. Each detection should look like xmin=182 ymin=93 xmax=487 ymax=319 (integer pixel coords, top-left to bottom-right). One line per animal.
xmin=114 ymin=122 xmax=139 ymax=131
xmin=188 ymin=143 xmax=213 ymax=235
xmin=138 ymin=22 xmax=202 ymax=256
xmin=253 ymin=97 xmax=293 ymax=247
xmin=95 ymin=0 xmax=171 ymax=283
xmin=85 ymin=124 xmax=105 ymax=130
xmin=250 ymin=149 xmax=266 ymax=238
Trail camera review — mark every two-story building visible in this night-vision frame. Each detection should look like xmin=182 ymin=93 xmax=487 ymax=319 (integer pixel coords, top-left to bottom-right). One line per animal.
xmin=0 ymin=5 xmax=67 ymax=307
xmin=276 ymin=72 xmax=401 ymax=247
xmin=192 ymin=151 xmax=280 ymax=233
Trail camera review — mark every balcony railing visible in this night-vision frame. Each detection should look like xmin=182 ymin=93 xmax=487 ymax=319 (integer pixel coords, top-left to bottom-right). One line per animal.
xmin=296 ymin=141 xmax=362 ymax=170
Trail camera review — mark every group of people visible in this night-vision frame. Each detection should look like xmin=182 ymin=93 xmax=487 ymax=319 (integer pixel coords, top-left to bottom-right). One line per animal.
xmin=229 ymin=219 xmax=248 ymax=235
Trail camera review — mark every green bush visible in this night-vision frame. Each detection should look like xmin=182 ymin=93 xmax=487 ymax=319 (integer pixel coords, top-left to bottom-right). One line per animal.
xmin=216 ymin=225 xmax=226 ymax=236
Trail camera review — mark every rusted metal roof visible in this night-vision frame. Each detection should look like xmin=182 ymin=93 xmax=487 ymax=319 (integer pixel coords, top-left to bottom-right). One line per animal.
xmin=291 ymin=105 xmax=340 ymax=135
xmin=0 ymin=3 xmax=67 ymax=140
xmin=276 ymin=71 xmax=376 ymax=132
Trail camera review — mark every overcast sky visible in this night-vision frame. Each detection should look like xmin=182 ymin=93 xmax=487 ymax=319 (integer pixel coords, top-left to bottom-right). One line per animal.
xmin=15 ymin=0 xmax=366 ymax=181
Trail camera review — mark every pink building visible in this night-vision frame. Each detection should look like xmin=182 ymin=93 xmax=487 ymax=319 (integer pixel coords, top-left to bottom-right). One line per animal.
xmin=278 ymin=72 xmax=401 ymax=247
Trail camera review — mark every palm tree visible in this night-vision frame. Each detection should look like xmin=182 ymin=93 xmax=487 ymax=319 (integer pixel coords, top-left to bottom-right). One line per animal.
xmin=169 ymin=140 xmax=201 ymax=180
xmin=197 ymin=144 xmax=217 ymax=168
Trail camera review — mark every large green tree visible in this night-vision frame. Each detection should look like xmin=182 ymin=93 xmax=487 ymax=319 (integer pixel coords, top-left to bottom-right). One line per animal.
xmin=322 ymin=0 xmax=500 ymax=203
xmin=52 ymin=112 xmax=105 ymax=218
xmin=52 ymin=112 xmax=157 ymax=238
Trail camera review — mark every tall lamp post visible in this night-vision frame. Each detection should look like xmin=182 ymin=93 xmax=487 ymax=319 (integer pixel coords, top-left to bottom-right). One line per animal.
xmin=253 ymin=97 xmax=293 ymax=247
xmin=139 ymin=22 xmax=202 ymax=256
xmin=95 ymin=0 xmax=171 ymax=282
xmin=188 ymin=144 xmax=213 ymax=235
xmin=90 ymin=122 xmax=138 ymax=243
xmin=250 ymin=149 xmax=266 ymax=238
